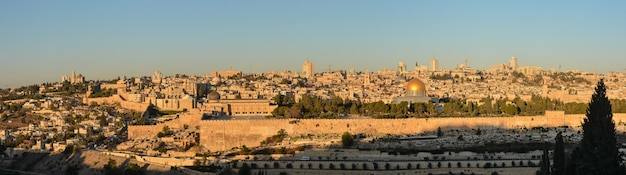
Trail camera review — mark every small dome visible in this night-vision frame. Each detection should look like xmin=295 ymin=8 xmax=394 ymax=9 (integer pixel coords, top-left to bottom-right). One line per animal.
xmin=212 ymin=77 xmax=220 ymax=82
xmin=208 ymin=91 xmax=220 ymax=100
xmin=407 ymin=78 xmax=426 ymax=92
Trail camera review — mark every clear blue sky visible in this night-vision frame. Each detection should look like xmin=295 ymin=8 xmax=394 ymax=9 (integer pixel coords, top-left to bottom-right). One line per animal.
xmin=1 ymin=1 xmax=626 ymax=88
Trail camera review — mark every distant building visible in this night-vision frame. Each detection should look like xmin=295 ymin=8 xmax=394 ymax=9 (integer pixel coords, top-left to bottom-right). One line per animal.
xmin=430 ymin=58 xmax=439 ymax=72
xmin=202 ymin=91 xmax=277 ymax=116
xmin=302 ymin=60 xmax=315 ymax=78
xmin=398 ymin=61 xmax=406 ymax=73
xmin=61 ymin=71 xmax=85 ymax=84
xmin=210 ymin=67 xmax=241 ymax=78
xmin=517 ymin=66 xmax=543 ymax=75
xmin=152 ymin=70 xmax=163 ymax=84
xmin=510 ymin=56 xmax=518 ymax=70
xmin=61 ymin=75 xmax=70 ymax=83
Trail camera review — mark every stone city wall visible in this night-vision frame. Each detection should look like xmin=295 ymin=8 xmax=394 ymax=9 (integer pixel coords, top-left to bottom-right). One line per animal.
xmin=127 ymin=114 xmax=202 ymax=139
xmin=198 ymin=112 xmax=626 ymax=152
xmin=84 ymin=95 xmax=150 ymax=112
xmin=128 ymin=111 xmax=626 ymax=152
xmin=128 ymin=124 xmax=163 ymax=139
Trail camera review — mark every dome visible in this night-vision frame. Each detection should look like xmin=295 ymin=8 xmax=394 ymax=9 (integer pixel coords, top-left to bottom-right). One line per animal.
xmin=407 ymin=78 xmax=426 ymax=92
xmin=208 ymin=91 xmax=220 ymax=100
xmin=211 ymin=77 xmax=221 ymax=82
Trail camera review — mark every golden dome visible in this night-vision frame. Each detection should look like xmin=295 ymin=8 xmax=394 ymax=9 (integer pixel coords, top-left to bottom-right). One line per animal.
xmin=407 ymin=78 xmax=426 ymax=92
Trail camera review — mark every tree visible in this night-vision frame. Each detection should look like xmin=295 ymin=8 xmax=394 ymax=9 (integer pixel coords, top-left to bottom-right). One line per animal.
xmin=65 ymin=164 xmax=80 ymax=175
xmin=552 ymin=132 xmax=565 ymax=175
xmin=538 ymin=143 xmax=550 ymax=175
xmin=569 ymin=79 xmax=622 ymax=175
xmin=124 ymin=163 xmax=145 ymax=175
xmin=437 ymin=127 xmax=444 ymax=138
xmin=238 ymin=163 xmax=250 ymax=175
xmin=103 ymin=158 xmax=121 ymax=175
xmin=285 ymin=106 xmax=303 ymax=118
xmin=341 ymin=132 xmax=354 ymax=148
xmin=350 ymin=103 xmax=359 ymax=114
xmin=273 ymin=94 xmax=285 ymax=105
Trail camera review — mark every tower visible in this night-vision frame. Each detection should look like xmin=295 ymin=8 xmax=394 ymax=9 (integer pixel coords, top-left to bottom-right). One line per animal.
xmin=430 ymin=58 xmax=439 ymax=72
xmin=364 ymin=70 xmax=371 ymax=85
xmin=61 ymin=75 xmax=70 ymax=83
xmin=398 ymin=61 xmax=406 ymax=73
xmin=302 ymin=60 xmax=315 ymax=78
xmin=152 ymin=70 xmax=163 ymax=84
xmin=510 ymin=56 xmax=518 ymax=70
xmin=71 ymin=70 xmax=76 ymax=84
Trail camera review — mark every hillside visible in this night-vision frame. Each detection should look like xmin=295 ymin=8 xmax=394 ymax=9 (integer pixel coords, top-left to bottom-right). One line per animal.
xmin=4 ymin=150 xmax=185 ymax=175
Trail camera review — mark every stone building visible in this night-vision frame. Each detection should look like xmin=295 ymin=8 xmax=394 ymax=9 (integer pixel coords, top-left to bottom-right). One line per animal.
xmin=61 ymin=70 xmax=85 ymax=84
xmin=200 ymin=91 xmax=277 ymax=116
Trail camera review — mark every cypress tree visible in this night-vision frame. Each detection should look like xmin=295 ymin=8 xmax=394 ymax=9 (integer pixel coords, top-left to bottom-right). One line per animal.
xmin=573 ymin=79 xmax=621 ymax=175
xmin=552 ymin=132 xmax=565 ymax=175
xmin=539 ymin=143 xmax=551 ymax=175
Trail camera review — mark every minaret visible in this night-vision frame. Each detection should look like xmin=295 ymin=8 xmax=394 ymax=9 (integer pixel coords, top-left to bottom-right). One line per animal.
xmin=364 ymin=69 xmax=371 ymax=86
xmin=71 ymin=71 xmax=76 ymax=84
xmin=414 ymin=62 xmax=419 ymax=71
xmin=430 ymin=58 xmax=439 ymax=72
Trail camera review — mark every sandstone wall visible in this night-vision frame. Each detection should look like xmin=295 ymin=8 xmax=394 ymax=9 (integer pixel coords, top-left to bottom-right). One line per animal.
xmin=84 ymin=95 xmax=150 ymax=112
xmin=127 ymin=114 xmax=202 ymax=139
xmin=128 ymin=111 xmax=626 ymax=152
xmin=199 ymin=113 xmax=626 ymax=152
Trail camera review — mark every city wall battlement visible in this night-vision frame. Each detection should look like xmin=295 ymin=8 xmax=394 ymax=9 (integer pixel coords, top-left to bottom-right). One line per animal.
xmin=128 ymin=111 xmax=626 ymax=152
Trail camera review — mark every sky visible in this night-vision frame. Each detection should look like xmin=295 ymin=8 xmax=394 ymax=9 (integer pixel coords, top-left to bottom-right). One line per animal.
xmin=1 ymin=1 xmax=626 ymax=88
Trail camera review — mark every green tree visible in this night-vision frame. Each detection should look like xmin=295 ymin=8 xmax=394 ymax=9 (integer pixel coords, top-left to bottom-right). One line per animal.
xmin=65 ymin=164 xmax=80 ymax=175
xmin=273 ymin=94 xmax=285 ymax=105
xmin=341 ymin=132 xmax=354 ymax=148
xmin=538 ymin=143 xmax=550 ymax=175
xmin=552 ymin=132 xmax=565 ymax=175
xmin=436 ymin=127 xmax=444 ymax=138
xmin=238 ymin=162 xmax=251 ymax=175
xmin=504 ymin=104 xmax=519 ymax=115
xmin=124 ymin=163 xmax=145 ymax=175
xmin=570 ymin=79 xmax=622 ymax=175
xmin=157 ymin=126 xmax=173 ymax=137
xmin=285 ymin=106 xmax=303 ymax=118
xmin=349 ymin=103 xmax=359 ymax=114
xmin=103 ymin=158 xmax=121 ymax=175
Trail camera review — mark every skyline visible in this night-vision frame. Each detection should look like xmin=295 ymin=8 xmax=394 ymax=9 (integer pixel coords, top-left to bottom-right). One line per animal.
xmin=2 ymin=1 xmax=626 ymax=88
